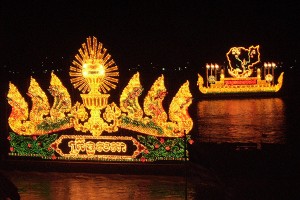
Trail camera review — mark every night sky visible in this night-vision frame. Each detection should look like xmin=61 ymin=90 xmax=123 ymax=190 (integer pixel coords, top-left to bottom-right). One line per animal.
xmin=1 ymin=0 xmax=299 ymax=71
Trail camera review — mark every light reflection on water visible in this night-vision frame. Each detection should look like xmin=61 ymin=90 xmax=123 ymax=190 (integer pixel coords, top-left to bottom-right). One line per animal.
xmin=197 ymin=98 xmax=287 ymax=145
xmin=6 ymin=171 xmax=196 ymax=200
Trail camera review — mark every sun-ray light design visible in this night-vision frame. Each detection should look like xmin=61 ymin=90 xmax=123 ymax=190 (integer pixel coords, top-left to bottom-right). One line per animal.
xmin=69 ymin=36 xmax=119 ymax=93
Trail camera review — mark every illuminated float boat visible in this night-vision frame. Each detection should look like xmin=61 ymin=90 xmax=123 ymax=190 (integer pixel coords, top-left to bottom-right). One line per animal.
xmin=197 ymin=45 xmax=284 ymax=95
xmin=5 ymin=36 xmax=194 ymax=163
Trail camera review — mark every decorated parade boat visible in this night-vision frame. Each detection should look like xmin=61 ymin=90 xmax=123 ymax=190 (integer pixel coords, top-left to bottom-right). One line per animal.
xmin=5 ymin=36 xmax=194 ymax=164
xmin=197 ymin=45 xmax=284 ymax=95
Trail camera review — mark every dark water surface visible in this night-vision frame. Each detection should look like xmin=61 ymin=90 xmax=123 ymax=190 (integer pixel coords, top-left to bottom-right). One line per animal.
xmin=190 ymin=96 xmax=300 ymax=199
xmin=197 ymin=98 xmax=287 ymax=145
xmin=1 ymin=171 xmax=192 ymax=200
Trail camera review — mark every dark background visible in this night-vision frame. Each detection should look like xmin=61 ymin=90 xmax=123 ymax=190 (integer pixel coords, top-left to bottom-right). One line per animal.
xmin=1 ymin=0 xmax=299 ymax=71
xmin=1 ymin=1 xmax=300 ymax=199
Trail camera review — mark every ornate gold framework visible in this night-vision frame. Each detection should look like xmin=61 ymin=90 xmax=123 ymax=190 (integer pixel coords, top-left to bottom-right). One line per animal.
xmin=6 ymin=36 xmax=194 ymax=161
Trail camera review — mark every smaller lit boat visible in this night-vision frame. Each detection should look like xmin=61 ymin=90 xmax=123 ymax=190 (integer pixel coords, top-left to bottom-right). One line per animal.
xmin=197 ymin=45 xmax=284 ymax=95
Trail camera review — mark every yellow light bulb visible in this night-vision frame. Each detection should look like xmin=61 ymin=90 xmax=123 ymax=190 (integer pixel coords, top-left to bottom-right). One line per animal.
xmin=83 ymin=71 xmax=88 ymax=77
xmin=99 ymin=64 xmax=105 ymax=77
xmin=272 ymin=63 xmax=276 ymax=68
